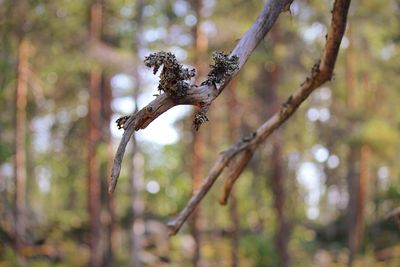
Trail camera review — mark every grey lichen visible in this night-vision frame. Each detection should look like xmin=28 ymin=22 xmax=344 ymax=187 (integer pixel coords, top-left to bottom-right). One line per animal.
xmin=192 ymin=52 xmax=239 ymax=130
xmin=202 ymin=51 xmax=239 ymax=87
xmin=144 ymin=51 xmax=195 ymax=98
xmin=193 ymin=108 xmax=209 ymax=131
xmin=117 ymin=51 xmax=239 ymax=132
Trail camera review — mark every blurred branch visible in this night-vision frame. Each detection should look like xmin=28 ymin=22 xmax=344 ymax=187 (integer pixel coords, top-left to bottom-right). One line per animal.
xmin=167 ymin=0 xmax=351 ymax=235
xmin=89 ymin=40 xmax=135 ymax=70
xmin=384 ymin=207 xmax=400 ymax=220
xmin=219 ymin=148 xmax=255 ymax=205
xmin=109 ymin=0 xmax=294 ymax=194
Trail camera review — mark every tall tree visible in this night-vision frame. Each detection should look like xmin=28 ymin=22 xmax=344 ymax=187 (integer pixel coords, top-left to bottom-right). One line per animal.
xmin=14 ymin=33 xmax=29 ymax=263
xmin=13 ymin=0 xmax=29 ymax=262
xmin=226 ymin=79 xmax=240 ymax=267
xmin=100 ymin=75 xmax=115 ymax=266
xmin=266 ymin=29 xmax=290 ymax=267
xmin=190 ymin=0 xmax=208 ymax=266
xmin=88 ymin=0 xmax=103 ymax=266
xmin=344 ymin=22 xmax=372 ymax=266
xmin=130 ymin=1 xmax=145 ymax=266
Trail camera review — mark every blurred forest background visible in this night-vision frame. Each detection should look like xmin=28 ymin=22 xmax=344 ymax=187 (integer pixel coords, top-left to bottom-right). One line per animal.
xmin=1 ymin=0 xmax=400 ymax=266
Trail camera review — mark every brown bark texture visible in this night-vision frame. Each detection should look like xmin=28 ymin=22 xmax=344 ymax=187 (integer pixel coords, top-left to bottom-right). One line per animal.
xmin=189 ymin=0 xmax=208 ymax=266
xmin=88 ymin=1 xmax=103 ymax=266
xmin=14 ymin=36 xmax=29 ymax=261
xmin=265 ymin=50 xmax=290 ymax=267
xmin=101 ymin=76 xmax=116 ymax=266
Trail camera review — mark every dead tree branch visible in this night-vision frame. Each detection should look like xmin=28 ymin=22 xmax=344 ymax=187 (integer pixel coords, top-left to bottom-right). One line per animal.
xmin=109 ymin=0 xmax=294 ymax=194
xmin=167 ymin=0 xmax=351 ymax=235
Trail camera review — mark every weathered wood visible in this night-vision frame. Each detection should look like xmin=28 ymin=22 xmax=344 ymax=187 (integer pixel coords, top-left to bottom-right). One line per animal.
xmin=109 ymin=0 xmax=294 ymax=194
xmin=167 ymin=0 xmax=351 ymax=235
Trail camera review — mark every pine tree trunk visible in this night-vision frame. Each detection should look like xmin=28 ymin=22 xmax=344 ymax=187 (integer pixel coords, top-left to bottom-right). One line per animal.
xmin=14 ymin=36 xmax=28 ymax=262
xmin=226 ymin=80 xmax=240 ymax=267
xmin=266 ymin=30 xmax=290 ymax=267
xmin=88 ymin=68 xmax=102 ymax=267
xmin=270 ymin=135 xmax=290 ymax=267
xmin=344 ymin=25 xmax=368 ymax=266
xmin=88 ymin=1 xmax=103 ymax=266
xmin=130 ymin=138 xmax=144 ymax=267
xmin=130 ymin=1 xmax=145 ymax=266
xmin=346 ymin=148 xmax=357 ymax=266
xmin=348 ymin=144 xmax=370 ymax=266
xmin=101 ymin=76 xmax=115 ymax=266
xmin=356 ymin=144 xmax=370 ymax=244
xmin=190 ymin=1 xmax=207 ymax=266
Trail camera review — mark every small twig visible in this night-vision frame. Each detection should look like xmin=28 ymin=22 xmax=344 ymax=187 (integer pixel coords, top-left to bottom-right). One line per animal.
xmin=109 ymin=114 xmax=138 ymax=194
xmin=167 ymin=145 xmax=246 ymax=236
xmin=167 ymin=0 xmax=351 ymax=235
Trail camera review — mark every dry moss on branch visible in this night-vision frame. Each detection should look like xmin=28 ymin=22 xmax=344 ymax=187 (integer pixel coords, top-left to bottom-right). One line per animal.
xmin=116 ymin=51 xmax=240 ymax=131
xmin=144 ymin=51 xmax=195 ymax=98
xmin=202 ymin=51 xmax=239 ymax=86
xmin=193 ymin=108 xmax=209 ymax=131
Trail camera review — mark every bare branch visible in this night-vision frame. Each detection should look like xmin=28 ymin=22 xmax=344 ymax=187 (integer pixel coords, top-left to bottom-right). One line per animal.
xmin=89 ymin=39 xmax=135 ymax=70
xmin=109 ymin=0 xmax=294 ymax=194
xmin=167 ymin=0 xmax=351 ymax=235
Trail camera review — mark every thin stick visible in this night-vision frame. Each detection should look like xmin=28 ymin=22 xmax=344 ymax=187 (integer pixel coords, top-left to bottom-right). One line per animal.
xmin=219 ymin=149 xmax=255 ymax=205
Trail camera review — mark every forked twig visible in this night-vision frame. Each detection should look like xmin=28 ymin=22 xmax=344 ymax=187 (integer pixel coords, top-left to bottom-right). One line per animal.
xmin=109 ymin=0 xmax=294 ymax=194
xmin=167 ymin=0 xmax=351 ymax=235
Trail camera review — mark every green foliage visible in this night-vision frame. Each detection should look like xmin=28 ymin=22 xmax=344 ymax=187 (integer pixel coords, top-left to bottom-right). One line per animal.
xmin=349 ymin=119 xmax=399 ymax=156
xmin=0 ymin=142 xmax=12 ymax=162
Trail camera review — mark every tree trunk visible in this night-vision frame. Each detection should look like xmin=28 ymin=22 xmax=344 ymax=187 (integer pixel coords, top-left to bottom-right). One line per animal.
xmin=226 ymin=80 xmax=240 ymax=267
xmin=130 ymin=138 xmax=144 ymax=267
xmin=270 ymin=135 xmax=290 ymax=267
xmin=14 ymin=36 xmax=29 ymax=262
xmin=356 ymin=145 xmax=370 ymax=245
xmin=88 ymin=1 xmax=103 ymax=266
xmin=190 ymin=1 xmax=208 ymax=266
xmin=130 ymin=1 xmax=145 ymax=266
xmin=266 ymin=29 xmax=290 ymax=267
xmin=345 ymin=25 xmax=371 ymax=266
xmin=347 ymin=144 xmax=370 ymax=266
xmin=101 ymin=76 xmax=115 ymax=266
xmin=346 ymin=147 xmax=357 ymax=266
xmin=88 ymin=68 xmax=102 ymax=267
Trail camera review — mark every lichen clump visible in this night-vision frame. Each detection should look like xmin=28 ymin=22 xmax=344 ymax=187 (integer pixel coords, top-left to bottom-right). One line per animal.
xmin=144 ymin=51 xmax=195 ymax=98
xmin=202 ymin=51 xmax=239 ymax=86
xmin=193 ymin=108 xmax=209 ymax=131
